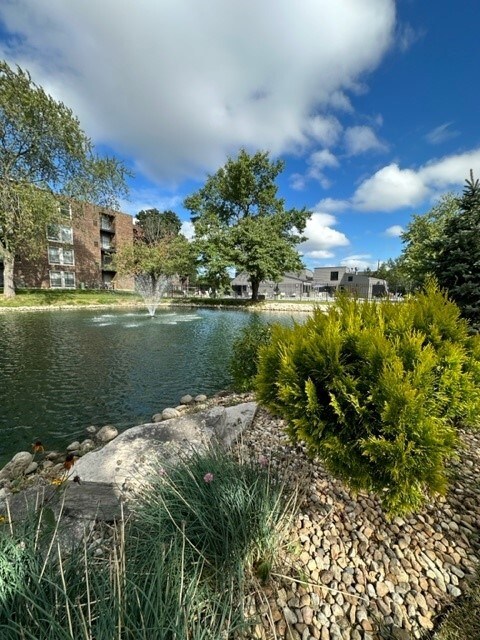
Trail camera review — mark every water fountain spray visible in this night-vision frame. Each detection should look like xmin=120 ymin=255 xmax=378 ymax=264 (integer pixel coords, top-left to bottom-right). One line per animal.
xmin=135 ymin=273 xmax=170 ymax=316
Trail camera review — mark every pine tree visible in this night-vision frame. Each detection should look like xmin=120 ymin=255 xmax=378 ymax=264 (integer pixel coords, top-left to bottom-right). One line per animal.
xmin=435 ymin=171 xmax=480 ymax=331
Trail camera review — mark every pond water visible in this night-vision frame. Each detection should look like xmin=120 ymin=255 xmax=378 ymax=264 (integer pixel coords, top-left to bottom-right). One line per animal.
xmin=0 ymin=307 xmax=303 ymax=465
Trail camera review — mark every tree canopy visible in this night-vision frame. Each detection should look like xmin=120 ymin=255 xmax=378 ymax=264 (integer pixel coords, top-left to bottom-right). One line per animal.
xmin=135 ymin=209 xmax=182 ymax=245
xmin=434 ymin=172 xmax=480 ymax=330
xmin=184 ymin=149 xmax=309 ymax=300
xmin=400 ymin=193 xmax=459 ymax=289
xmin=115 ymin=209 xmax=195 ymax=293
xmin=0 ymin=60 xmax=130 ymax=297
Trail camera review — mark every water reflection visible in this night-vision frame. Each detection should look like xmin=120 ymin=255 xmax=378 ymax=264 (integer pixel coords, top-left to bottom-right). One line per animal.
xmin=0 ymin=307 xmax=303 ymax=464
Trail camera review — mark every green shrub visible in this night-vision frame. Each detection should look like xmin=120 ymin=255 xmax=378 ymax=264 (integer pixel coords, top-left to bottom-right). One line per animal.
xmin=229 ymin=317 xmax=273 ymax=391
xmin=256 ymin=283 xmax=480 ymax=515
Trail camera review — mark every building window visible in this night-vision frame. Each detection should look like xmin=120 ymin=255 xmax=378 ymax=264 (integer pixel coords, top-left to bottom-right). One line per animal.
xmin=59 ymin=204 xmax=72 ymax=219
xmin=47 ymin=224 xmax=73 ymax=244
xmin=330 ymin=271 xmax=339 ymax=281
xmin=49 ymin=270 xmax=76 ymax=289
xmin=48 ymin=245 xmax=75 ymax=266
xmin=347 ymin=275 xmax=353 ymax=282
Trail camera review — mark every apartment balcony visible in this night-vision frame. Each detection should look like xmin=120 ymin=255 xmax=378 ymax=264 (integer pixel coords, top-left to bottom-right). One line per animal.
xmin=101 ymin=257 xmax=116 ymax=272
xmin=100 ymin=233 xmax=116 ymax=252
xmin=100 ymin=215 xmax=115 ymax=232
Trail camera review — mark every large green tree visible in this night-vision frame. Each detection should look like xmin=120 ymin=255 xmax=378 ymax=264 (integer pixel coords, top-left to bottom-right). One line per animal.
xmin=184 ymin=149 xmax=309 ymax=300
xmin=0 ymin=61 xmax=129 ymax=297
xmin=434 ymin=172 xmax=480 ymax=330
xmin=400 ymin=193 xmax=459 ymax=289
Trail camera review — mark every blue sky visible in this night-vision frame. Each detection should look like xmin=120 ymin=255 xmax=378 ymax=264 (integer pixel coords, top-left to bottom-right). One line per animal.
xmin=1 ymin=0 xmax=479 ymax=271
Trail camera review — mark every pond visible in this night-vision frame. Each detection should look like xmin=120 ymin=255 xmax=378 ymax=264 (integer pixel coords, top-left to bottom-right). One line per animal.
xmin=0 ymin=306 xmax=304 ymax=465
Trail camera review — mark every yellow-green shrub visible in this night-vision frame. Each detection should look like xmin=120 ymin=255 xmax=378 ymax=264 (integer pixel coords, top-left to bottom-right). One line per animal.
xmin=256 ymin=283 xmax=479 ymax=515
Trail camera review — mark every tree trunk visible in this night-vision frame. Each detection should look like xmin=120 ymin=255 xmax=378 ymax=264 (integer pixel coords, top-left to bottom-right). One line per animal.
xmin=251 ymin=278 xmax=260 ymax=301
xmin=2 ymin=249 xmax=15 ymax=298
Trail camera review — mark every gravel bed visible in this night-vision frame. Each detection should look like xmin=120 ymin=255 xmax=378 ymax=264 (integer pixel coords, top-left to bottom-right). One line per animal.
xmin=234 ymin=406 xmax=480 ymax=640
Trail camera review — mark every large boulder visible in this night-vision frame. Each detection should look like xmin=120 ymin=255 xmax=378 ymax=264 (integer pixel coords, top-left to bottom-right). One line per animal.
xmin=0 ymin=452 xmax=34 ymax=481
xmin=68 ymin=402 xmax=257 ymax=488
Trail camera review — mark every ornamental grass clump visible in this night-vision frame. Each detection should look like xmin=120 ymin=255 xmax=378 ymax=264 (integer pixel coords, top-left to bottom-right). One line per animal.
xmin=256 ymin=282 xmax=480 ymax=516
xmin=130 ymin=447 xmax=292 ymax=585
xmin=0 ymin=449 xmax=294 ymax=639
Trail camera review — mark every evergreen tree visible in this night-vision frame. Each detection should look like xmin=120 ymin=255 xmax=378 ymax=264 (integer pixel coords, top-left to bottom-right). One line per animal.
xmin=434 ymin=171 xmax=480 ymax=331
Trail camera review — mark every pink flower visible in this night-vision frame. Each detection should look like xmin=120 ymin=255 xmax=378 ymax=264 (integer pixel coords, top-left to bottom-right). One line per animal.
xmin=159 ymin=467 xmax=166 ymax=477
xmin=203 ymin=472 xmax=214 ymax=484
xmin=259 ymin=455 xmax=269 ymax=468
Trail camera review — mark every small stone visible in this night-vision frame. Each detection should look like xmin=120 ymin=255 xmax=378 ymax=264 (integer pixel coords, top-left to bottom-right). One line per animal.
xmin=24 ymin=461 xmax=38 ymax=475
xmin=283 ymin=607 xmax=297 ymax=625
xmin=152 ymin=413 xmax=163 ymax=422
xmin=418 ymin=615 xmax=433 ymax=630
xmin=447 ymin=585 xmax=462 ymax=598
xmin=162 ymin=407 xmax=180 ymax=420
xmin=80 ymin=439 xmax=95 ymax=453
xmin=194 ymin=394 xmax=208 ymax=403
xmin=320 ymin=570 xmax=334 ymax=584
xmin=95 ymin=425 xmax=118 ymax=443
xmin=180 ymin=394 xmax=193 ymax=404
xmin=67 ymin=441 xmax=80 ymax=452
xmin=376 ymin=582 xmax=389 ymax=597
xmin=86 ymin=425 xmax=97 ymax=434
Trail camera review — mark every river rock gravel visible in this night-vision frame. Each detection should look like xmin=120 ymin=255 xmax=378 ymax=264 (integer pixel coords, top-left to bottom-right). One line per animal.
xmin=233 ymin=406 xmax=480 ymax=640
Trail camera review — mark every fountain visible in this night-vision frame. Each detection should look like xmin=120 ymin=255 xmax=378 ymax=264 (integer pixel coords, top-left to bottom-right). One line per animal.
xmin=135 ymin=273 xmax=170 ymax=316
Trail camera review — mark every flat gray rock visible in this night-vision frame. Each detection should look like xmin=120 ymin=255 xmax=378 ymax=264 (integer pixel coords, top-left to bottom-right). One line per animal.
xmin=3 ymin=481 xmax=126 ymax=523
xmin=69 ymin=402 xmax=257 ymax=488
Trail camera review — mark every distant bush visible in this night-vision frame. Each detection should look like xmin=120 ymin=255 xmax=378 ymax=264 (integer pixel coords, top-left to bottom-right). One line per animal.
xmin=256 ymin=282 xmax=480 ymax=515
xmin=229 ymin=318 xmax=273 ymax=391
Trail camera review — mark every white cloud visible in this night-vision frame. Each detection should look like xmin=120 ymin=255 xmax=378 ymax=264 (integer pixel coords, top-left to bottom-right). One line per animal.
xmin=384 ymin=225 xmax=404 ymax=237
xmin=395 ymin=23 xmax=423 ymax=53
xmin=309 ymin=149 xmax=339 ymax=170
xmin=303 ymin=115 xmax=343 ymax=148
xmin=314 ymin=197 xmax=349 ymax=213
xmin=419 ymin=148 xmax=480 ymax=189
xmin=289 ymin=173 xmax=307 ymax=191
xmin=181 ymin=220 xmax=195 ymax=240
xmin=344 ymin=125 xmax=388 ymax=155
xmin=299 ymin=212 xmax=350 ymax=259
xmin=326 ymin=91 xmax=354 ymax=113
xmin=294 ymin=149 xmax=339 ymax=189
xmin=307 ymin=249 xmax=335 ymax=259
xmin=340 ymin=254 xmax=375 ymax=270
xmin=327 ymin=147 xmax=480 ymax=213
xmin=425 ymin=122 xmax=460 ymax=145
xmin=0 ymin=0 xmax=396 ymax=182
xmin=353 ymin=163 xmax=429 ymax=211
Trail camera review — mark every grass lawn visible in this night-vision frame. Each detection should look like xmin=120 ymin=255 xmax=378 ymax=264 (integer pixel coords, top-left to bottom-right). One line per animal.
xmin=0 ymin=290 xmax=321 ymax=310
xmin=0 ymin=288 xmax=143 ymax=308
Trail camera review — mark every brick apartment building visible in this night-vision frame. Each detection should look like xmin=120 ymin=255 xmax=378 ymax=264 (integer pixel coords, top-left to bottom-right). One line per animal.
xmin=0 ymin=201 xmax=135 ymax=291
